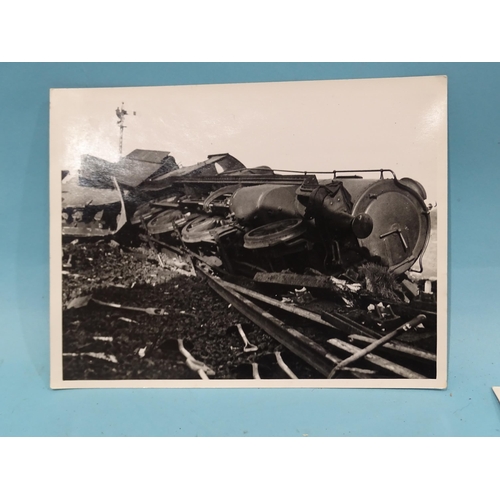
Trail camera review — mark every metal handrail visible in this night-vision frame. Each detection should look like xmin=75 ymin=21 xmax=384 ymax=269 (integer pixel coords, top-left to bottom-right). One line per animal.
xmin=332 ymin=169 xmax=396 ymax=179
xmin=268 ymin=168 xmax=397 ymax=179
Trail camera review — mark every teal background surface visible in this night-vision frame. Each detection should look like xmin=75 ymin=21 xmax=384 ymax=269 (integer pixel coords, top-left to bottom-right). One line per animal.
xmin=1 ymin=62 xmax=499 ymax=436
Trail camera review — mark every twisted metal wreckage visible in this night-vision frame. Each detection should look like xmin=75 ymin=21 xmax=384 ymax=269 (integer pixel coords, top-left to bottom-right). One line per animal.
xmin=62 ymin=150 xmax=438 ymax=380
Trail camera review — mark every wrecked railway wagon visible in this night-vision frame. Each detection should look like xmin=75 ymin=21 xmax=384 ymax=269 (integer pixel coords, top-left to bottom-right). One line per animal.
xmin=131 ymin=156 xmax=431 ymax=278
xmin=62 ymin=149 xmax=179 ymax=237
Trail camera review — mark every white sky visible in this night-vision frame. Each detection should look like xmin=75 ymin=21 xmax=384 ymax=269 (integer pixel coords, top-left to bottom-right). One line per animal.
xmin=50 ymin=76 xmax=447 ymax=203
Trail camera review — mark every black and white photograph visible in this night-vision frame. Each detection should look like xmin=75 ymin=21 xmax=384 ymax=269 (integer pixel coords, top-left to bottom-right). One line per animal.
xmin=50 ymin=76 xmax=447 ymax=388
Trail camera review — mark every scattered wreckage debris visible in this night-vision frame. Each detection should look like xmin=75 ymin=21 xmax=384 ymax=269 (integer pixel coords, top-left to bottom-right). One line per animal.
xmin=66 ymin=294 xmax=168 ymax=316
xmin=118 ymin=317 xmax=138 ymax=324
xmin=326 ymin=314 xmax=426 ymax=379
xmin=198 ymin=266 xmax=344 ymax=378
xmin=275 ymin=351 xmax=298 ymax=379
xmin=234 ymin=323 xmax=258 ymax=353
xmin=198 ymin=265 xmax=434 ymax=379
xmin=347 ymin=335 xmax=436 ymax=364
xmin=91 ymin=298 xmax=168 ymax=316
xmin=178 ymin=339 xmax=215 ymax=380
xmin=253 ymin=272 xmax=362 ymax=293
xmin=63 ymin=352 xmax=119 ymax=364
xmin=251 ymin=362 xmax=261 ymax=380
xmin=326 ymin=338 xmax=426 ymax=379
xmin=66 ymin=295 xmax=92 ymax=309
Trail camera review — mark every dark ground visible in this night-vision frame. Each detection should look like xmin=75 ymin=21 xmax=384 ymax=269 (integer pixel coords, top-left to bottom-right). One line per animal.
xmin=61 ymin=239 xmax=318 ymax=380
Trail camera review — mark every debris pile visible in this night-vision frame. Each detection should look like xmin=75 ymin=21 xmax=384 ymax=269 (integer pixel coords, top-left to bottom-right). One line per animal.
xmin=62 ymin=239 xmax=287 ymax=380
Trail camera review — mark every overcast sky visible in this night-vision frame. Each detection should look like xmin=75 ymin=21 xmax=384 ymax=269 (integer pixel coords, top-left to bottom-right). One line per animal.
xmin=51 ymin=76 xmax=447 ymax=203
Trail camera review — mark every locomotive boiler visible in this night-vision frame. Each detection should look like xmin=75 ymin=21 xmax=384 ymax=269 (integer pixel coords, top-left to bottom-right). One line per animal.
xmin=131 ymin=154 xmax=431 ymax=278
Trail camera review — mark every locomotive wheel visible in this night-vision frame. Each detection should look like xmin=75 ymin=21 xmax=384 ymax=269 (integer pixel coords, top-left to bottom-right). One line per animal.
xmin=181 ymin=215 xmax=226 ymax=244
xmin=131 ymin=202 xmax=164 ymax=225
xmin=203 ymin=185 xmax=239 ymax=213
xmin=243 ymin=218 xmax=306 ymax=249
xmin=146 ymin=209 xmax=184 ymax=235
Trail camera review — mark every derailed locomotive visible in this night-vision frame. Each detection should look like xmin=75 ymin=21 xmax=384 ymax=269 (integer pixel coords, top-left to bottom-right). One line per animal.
xmin=131 ymin=154 xmax=431 ymax=278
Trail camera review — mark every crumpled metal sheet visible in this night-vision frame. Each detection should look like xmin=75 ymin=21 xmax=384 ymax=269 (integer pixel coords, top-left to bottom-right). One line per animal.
xmin=125 ymin=149 xmax=170 ymax=164
xmin=143 ymin=153 xmax=246 ymax=190
xmin=79 ymin=150 xmax=177 ymax=189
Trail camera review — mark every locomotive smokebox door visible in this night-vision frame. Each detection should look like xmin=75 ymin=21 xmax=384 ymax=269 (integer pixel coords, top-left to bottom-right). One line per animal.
xmin=345 ymin=177 xmax=431 ymax=274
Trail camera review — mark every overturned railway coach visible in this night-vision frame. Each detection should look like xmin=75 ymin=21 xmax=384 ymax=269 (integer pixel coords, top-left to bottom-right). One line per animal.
xmin=131 ymin=155 xmax=431 ymax=277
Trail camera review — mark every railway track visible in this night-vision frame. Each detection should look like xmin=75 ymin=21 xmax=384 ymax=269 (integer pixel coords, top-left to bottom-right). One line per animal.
xmin=194 ymin=262 xmax=437 ymax=381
